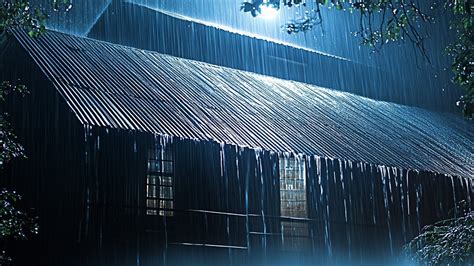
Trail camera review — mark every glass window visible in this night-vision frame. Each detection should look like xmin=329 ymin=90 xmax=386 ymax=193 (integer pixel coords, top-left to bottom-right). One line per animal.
xmin=280 ymin=157 xmax=307 ymax=218
xmin=146 ymin=144 xmax=174 ymax=216
xmin=279 ymin=156 xmax=309 ymax=251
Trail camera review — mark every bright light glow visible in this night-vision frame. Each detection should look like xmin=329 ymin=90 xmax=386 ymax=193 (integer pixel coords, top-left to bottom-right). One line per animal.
xmin=259 ymin=5 xmax=278 ymax=19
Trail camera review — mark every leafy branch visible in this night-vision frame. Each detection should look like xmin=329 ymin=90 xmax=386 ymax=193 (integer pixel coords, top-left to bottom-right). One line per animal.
xmin=0 ymin=189 xmax=39 ymax=265
xmin=1 ymin=1 xmax=71 ymax=167
xmin=0 ymin=190 xmax=38 ymax=240
xmin=242 ymin=1 xmax=432 ymax=54
xmin=446 ymin=4 xmax=473 ymax=118
xmin=0 ymin=0 xmax=48 ymax=38
xmin=0 ymin=81 xmax=27 ymax=169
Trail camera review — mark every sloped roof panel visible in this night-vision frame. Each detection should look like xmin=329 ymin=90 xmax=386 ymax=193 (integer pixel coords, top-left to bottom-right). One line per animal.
xmin=12 ymin=30 xmax=474 ymax=177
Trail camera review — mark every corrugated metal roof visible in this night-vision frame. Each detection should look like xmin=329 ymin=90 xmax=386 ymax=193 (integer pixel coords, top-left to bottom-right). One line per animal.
xmin=12 ymin=29 xmax=474 ymax=177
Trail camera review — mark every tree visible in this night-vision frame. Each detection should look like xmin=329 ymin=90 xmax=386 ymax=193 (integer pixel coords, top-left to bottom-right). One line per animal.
xmin=0 ymin=82 xmax=37 ymax=266
xmin=1 ymin=0 xmax=71 ymax=166
xmin=0 ymin=189 xmax=39 ymax=265
xmin=0 ymin=1 xmax=70 ymax=264
xmin=241 ymin=0 xmax=474 ymax=118
xmin=1 ymin=0 xmax=52 ymax=167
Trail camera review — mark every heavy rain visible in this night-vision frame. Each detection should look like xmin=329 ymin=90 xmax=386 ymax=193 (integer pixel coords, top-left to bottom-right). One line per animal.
xmin=0 ymin=0 xmax=473 ymax=265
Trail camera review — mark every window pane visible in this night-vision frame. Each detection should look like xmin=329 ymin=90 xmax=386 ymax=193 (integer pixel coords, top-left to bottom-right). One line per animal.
xmin=147 ymin=209 xmax=157 ymax=215
xmin=159 ymin=210 xmax=174 ymax=217
xmin=281 ymin=221 xmax=309 ymax=251
xmin=162 ymin=161 xmax=173 ymax=174
xmin=160 ymin=186 xmax=173 ymax=199
xmin=146 ymin=199 xmax=158 ymax=209
xmin=160 ymin=176 xmax=173 ymax=186
xmin=146 ymin=185 xmax=157 ymax=198
xmin=160 ymin=200 xmax=174 ymax=209
xmin=147 ymin=175 xmax=158 ymax=185
xmin=148 ymin=160 xmax=161 ymax=172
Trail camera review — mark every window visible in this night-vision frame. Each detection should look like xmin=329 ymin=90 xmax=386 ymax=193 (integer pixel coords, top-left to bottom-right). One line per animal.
xmin=280 ymin=156 xmax=307 ymax=218
xmin=146 ymin=144 xmax=174 ymax=216
xmin=279 ymin=156 xmax=309 ymax=250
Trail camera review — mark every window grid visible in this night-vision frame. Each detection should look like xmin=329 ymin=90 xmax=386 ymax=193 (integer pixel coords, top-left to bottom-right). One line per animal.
xmin=146 ymin=146 xmax=174 ymax=216
xmin=279 ymin=156 xmax=309 ymax=251
xmin=279 ymin=157 xmax=307 ymax=218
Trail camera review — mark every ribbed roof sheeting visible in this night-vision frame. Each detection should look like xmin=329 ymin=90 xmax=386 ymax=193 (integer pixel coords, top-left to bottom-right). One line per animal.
xmin=13 ymin=30 xmax=474 ymax=177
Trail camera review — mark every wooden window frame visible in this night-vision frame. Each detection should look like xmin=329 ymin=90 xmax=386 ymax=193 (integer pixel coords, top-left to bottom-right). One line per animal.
xmin=146 ymin=145 xmax=174 ymax=217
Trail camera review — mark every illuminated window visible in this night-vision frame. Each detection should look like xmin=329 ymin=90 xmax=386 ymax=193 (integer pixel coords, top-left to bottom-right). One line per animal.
xmin=280 ymin=156 xmax=307 ymax=218
xmin=279 ymin=156 xmax=308 ymax=250
xmin=146 ymin=145 xmax=174 ymax=216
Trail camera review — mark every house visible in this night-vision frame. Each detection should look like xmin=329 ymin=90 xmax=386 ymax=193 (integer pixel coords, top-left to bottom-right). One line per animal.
xmin=1 ymin=29 xmax=473 ymax=265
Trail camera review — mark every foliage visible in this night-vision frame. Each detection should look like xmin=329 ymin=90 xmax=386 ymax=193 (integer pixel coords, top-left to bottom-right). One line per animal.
xmin=0 ymin=1 xmax=37 ymax=169
xmin=0 ymin=190 xmax=38 ymax=240
xmin=404 ymin=204 xmax=474 ymax=265
xmin=0 ymin=0 xmax=48 ymax=38
xmin=241 ymin=0 xmax=474 ymax=118
xmin=0 ymin=81 xmax=27 ymax=169
xmin=447 ymin=14 xmax=473 ymax=118
xmin=1 ymin=0 xmax=71 ymax=165
xmin=242 ymin=0 xmax=433 ymax=52
xmin=0 ymin=79 xmax=32 ymax=266
xmin=0 ymin=190 xmax=39 ymax=265
xmin=0 ymin=1 xmax=70 ymax=264
xmin=1 ymin=0 xmax=71 ymax=167
xmin=0 ymin=115 xmax=25 ymax=170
